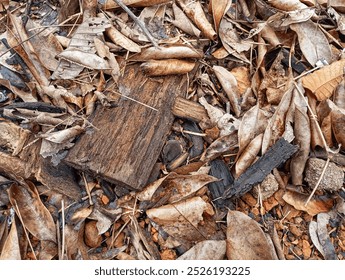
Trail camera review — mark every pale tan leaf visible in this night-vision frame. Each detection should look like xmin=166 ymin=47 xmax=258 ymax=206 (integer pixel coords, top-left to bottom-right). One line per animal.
xmin=8 ymin=183 xmax=57 ymax=242
xmin=102 ymin=0 xmax=171 ymax=9
xmin=213 ymin=65 xmax=241 ymax=117
xmin=226 ymin=210 xmax=278 ymax=259
xmin=105 ymin=26 xmax=141 ymax=53
xmin=219 ymin=18 xmax=252 ymax=54
xmin=0 ymin=221 xmax=21 ymax=260
xmin=238 ymin=103 xmax=259 ymax=154
xmin=40 ymin=125 xmax=85 ymax=144
xmin=201 ymin=132 xmax=238 ymax=162
xmin=176 ymin=0 xmax=217 ymax=40
xmin=333 ymin=79 xmax=345 ymax=109
xmin=170 ymin=3 xmax=201 ymax=37
xmin=7 ymin=14 xmax=50 ymax=86
xmin=210 ymin=0 xmax=231 ymax=32
xmin=136 ymin=175 xmax=171 ymax=201
xmin=290 ymin=104 xmax=310 ymax=185
xmin=131 ymin=45 xmax=203 ymax=61
xmin=57 ymin=48 xmax=110 ymax=70
xmin=177 ymin=240 xmax=226 ymax=260
xmin=140 ymin=59 xmax=195 ymax=76
xmin=0 ymin=120 xmax=30 ymax=156
xmin=331 ymin=109 xmax=345 ymax=150
xmin=282 ymin=190 xmax=334 ymax=216
xmin=262 ymin=84 xmax=294 ymax=153
xmin=146 ymin=197 xmax=212 ymax=247
xmin=290 ymin=20 xmax=332 ymax=66
xmin=235 ymin=133 xmax=263 ymax=177
xmin=268 ymin=0 xmax=308 ymax=11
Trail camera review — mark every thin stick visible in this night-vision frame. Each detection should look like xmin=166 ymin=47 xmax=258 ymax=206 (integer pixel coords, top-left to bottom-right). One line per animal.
xmin=293 ymin=82 xmax=330 ymax=153
xmin=111 ymin=0 xmax=158 ymax=47
xmin=60 ymin=199 xmax=66 ymax=260
xmin=13 ymin=201 xmax=37 ymax=260
xmin=82 ymin=172 xmax=93 ymax=205
xmin=182 ymin=130 xmax=207 ymax=137
xmin=109 ymin=90 xmax=158 ymax=111
xmin=304 ymin=158 xmax=330 ymax=206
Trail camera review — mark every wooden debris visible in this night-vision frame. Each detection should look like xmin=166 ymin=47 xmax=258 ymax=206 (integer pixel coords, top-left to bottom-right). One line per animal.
xmin=223 ymin=138 xmax=298 ymax=199
xmin=65 ymin=65 xmax=193 ymax=190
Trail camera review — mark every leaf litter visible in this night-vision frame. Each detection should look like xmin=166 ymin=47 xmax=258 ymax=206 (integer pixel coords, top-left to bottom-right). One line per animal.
xmin=0 ymin=0 xmax=344 ymax=260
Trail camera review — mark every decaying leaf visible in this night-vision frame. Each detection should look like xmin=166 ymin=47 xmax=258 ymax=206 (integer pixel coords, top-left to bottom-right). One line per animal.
xmin=8 ymin=183 xmax=57 ymax=242
xmin=105 ymin=26 xmax=141 ymax=53
xmin=176 ymin=0 xmax=217 ymax=40
xmin=290 ymin=97 xmax=310 ymax=185
xmin=302 ymin=59 xmax=345 ymax=101
xmin=146 ymin=197 xmax=215 ymax=248
xmin=201 ymin=131 xmax=238 ymax=162
xmin=268 ymin=0 xmax=308 ymax=11
xmin=140 ymin=59 xmax=196 ymax=76
xmin=331 ymin=109 xmax=345 ymax=150
xmin=316 ymin=213 xmax=338 ymax=260
xmin=177 ymin=240 xmax=226 ymax=260
xmin=131 ymin=45 xmax=203 ymax=61
xmin=235 ymin=133 xmax=263 ymax=177
xmin=0 ymin=220 xmax=21 ymax=260
xmin=282 ymin=190 xmax=334 ymax=216
xmin=226 ymin=210 xmax=278 ymax=259
xmin=170 ymin=3 xmax=201 ymax=37
xmin=262 ymin=83 xmax=294 ymax=153
xmin=213 ymin=65 xmax=241 ymax=117
xmin=290 ymin=20 xmax=332 ymax=66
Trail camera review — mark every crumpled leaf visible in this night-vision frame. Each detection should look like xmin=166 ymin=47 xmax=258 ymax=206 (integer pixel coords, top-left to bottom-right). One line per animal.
xmin=290 ymin=20 xmax=332 ymax=66
xmin=199 ymin=96 xmax=240 ymax=136
xmin=146 ymin=197 xmax=215 ymax=248
xmin=8 ymin=183 xmax=57 ymax=242
xmin=226 ymin=210 xmax=278 ymax=259
xmin=282 ymin=190 xmax=334 ymax=216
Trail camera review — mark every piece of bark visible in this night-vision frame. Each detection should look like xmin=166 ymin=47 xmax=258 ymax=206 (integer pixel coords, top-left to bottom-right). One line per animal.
xmin=0 ymin=121 xmax=81 ymax=200
xmin=208 ymin=159 xmax=234 ymax=209
xmin=223 ymin=138 xmax=298 ymax=199
xmin=65 ymin=65 xmax=193 ymax=190
xmin=172 ymin=96 xmax=209 ymax=123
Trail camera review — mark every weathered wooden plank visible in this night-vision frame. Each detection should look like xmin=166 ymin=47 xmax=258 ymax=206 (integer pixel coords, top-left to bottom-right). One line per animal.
xmin=65 ymin=65 xmax=193 ymax=190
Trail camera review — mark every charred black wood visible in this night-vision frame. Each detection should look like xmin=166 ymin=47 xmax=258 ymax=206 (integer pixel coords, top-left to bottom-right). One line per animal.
xmin=222 ymin=138 xmax=298 ymax=199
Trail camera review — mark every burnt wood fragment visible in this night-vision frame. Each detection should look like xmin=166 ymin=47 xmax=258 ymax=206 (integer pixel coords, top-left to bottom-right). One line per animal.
xmin=223 ymin=138 xmax=298 ymax=199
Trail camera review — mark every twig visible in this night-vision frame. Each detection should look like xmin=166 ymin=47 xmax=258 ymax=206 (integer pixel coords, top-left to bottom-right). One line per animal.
xmin=111 ymin=0 xmax=158 ymax=47
xmin=293 ymin=82 xmax=330 ymax=153
xmin=60 ymin=200 xmax=66 ymax=260
xmin=108 ymin=90 xmax=158 ymax=111
xmin=82 ymin=172 xmax=93 ymax=205
xmin=13 ymin=201 xmax=37 ymax=260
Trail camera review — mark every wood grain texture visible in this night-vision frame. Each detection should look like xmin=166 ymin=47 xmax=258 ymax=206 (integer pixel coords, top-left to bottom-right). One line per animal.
xmin=65 ymin=65 xmax=192 ymax=190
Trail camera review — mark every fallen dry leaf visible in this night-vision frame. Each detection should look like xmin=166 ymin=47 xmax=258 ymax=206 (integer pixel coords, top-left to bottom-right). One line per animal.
xmin=177 ymin=240 xmax=226 ymax=260
xmin=8 ymin=183 xmax=57 ymax=242
xmin=302 ymin=60 xmax=345 ymax=101
xmin=226 ymin=210 xmax=278 ymax=260
xmin=282 ymin=190 xmax=334 ymax=216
